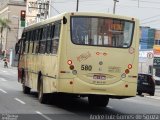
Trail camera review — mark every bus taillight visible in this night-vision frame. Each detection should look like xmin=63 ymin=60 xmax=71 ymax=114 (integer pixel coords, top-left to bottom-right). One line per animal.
xmin=128 ymin=64 xmax=132 ymax=69
xmin=67 ymin=60 xmax=72 ymax=65
xmin=70 ymin=65 xmax=74 ymax=70
xmin=125 ymin=69 xmax=130 ymax=74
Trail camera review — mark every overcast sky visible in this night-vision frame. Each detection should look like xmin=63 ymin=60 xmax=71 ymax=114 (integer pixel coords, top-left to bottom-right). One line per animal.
xmin=51 ymin=0 xmax=160 ymax=29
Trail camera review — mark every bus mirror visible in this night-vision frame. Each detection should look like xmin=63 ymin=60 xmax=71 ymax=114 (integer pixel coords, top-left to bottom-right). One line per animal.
xmin=15 ymin=43 xmax=19 ymax=54
xmin=63 ymin=17 xmax=67 ymax=24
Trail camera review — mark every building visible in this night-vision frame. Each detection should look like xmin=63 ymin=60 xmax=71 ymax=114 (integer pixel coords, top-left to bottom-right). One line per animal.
xmin=139 ymin=26 xmax=155 ymax=50
xmin=26 ymin=0 xmax=38 ymax=26
xmin=139 ymin=27 xmax=155 ymax=74
xmin=139 ymin=27 xmax=160 ymax=84
xmin=153 ymin=30 xmax=160 ymax=84
xmin=26 ymin=0 xmax=50 ymax=26
xmin=0 ymin=0 xmax=26 ymax=54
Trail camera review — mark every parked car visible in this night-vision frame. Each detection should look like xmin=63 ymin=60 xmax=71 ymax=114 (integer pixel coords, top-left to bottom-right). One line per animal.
xmin=153 ymin=76 xmax=160 ymax=85
xmin=137 ymin=73 xmax=155 ymax=96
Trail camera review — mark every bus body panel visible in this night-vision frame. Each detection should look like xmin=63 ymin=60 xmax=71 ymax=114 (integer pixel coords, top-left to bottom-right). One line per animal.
xmin=58 ymin=13 xmax=139 ymax=97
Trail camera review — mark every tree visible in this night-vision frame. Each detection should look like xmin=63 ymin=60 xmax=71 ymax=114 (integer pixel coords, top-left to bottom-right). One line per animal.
xmin=0 ymin=18 xmax=11 ymax=52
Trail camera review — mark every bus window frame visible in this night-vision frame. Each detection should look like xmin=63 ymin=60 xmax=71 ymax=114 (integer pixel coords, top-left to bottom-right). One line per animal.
xmin=70 ymin=16 xmax=135 ymax=49
xmin=51 ymin=21 xmax=61 ymax=54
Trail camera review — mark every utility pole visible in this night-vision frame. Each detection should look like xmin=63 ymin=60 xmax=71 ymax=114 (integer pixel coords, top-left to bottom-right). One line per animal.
xmin=138 ymin=0 xmax=140 ymax=8
xmin=76 ymin=0 xmax=79 ymax=12
xmin=113 ymin=0 xmax=119 ymax=14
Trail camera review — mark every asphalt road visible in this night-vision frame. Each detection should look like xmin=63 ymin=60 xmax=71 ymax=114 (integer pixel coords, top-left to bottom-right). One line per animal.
xmin=0 ymin=62 xmax=160 ymax=120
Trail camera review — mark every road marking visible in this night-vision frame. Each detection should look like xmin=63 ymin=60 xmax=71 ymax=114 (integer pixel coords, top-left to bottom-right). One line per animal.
xmin=14 ymin=98 xmax=26 ymax=104
xmin=0 ymin=78 xmax=7 ymax=82
xmin=35 ymin=111 xmax=52 ymax=120
xmin=0 ymin=89 xmax=7 ymax=93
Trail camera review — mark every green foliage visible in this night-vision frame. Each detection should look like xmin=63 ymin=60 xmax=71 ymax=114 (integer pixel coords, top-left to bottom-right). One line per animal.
xmin=0 ymin=18 xmax=11 ymax=51
xmin=0 ymin=18 xmax=11 ymax=33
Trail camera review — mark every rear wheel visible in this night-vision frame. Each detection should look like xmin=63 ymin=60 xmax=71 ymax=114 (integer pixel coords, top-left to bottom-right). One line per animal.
xmin=150 ymin=91 xmax=155 ymax=96
xmin=88 ymin=95 xmax=109 ymax=107
xmin=38 ymin=76 xmax=47 ymax=104
xmin=138 ymin=91 xmax=142 ymax=95
xmin=22 ymin=85 xmax=30 ymax=94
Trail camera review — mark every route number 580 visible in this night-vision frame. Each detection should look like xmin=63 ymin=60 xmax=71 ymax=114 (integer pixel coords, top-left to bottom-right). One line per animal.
xmin=81 ymin=65 xmax=92 ymax=71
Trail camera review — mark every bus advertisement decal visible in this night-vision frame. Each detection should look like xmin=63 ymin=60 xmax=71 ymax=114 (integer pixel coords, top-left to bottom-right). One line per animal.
xmin=108 ymin=66 xmax=121 ymax=73
xmin=77 ymin=51 xmax=91 ymax=62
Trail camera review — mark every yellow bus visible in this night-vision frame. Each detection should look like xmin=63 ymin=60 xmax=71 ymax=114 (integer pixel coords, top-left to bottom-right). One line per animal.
xmin=17 ymin=12 xmax=139 ymax=107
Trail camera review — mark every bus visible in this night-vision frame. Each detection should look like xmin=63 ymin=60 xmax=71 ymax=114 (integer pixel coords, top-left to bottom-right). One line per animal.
xmin=16 ymin=12 xmax=139 ymax=107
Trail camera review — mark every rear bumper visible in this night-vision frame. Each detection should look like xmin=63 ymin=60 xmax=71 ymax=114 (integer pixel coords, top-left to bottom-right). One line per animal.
xmin=58 ymin=78 xmax=137 ymax=97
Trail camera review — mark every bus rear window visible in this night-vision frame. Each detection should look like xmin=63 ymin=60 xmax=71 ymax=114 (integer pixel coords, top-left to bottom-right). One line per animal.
xmin=71 ymin=16 xmax=134 ymax=48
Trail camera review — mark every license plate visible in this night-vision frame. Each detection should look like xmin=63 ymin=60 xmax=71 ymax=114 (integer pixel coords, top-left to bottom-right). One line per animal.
xmin=142 ymin=82 xmax=149 ymax=85
xmin=93 ymin=75 xmax=106 ymax=80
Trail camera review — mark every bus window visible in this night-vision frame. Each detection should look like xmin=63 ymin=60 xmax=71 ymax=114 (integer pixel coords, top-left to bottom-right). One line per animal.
xmin=22 ymin=32 xmax=26 ymax=53
xmin=31 ymin=30 xmax=37 ymax=53
xmin=46 ymin=24 xmax=52 ymax=54
xmin=24 ymin=32 xmax=30 ymax=53
xmin=36 ymin=28 xmax=43 ymax=53
xmin=71 ymin=17 xmax=134 ymax=48
xmin=50 ymin=24 xmax=55 ymax=54
xmin=51 ymin=21 xmax=61 ymax=54
xmin=39 ymin=26 xmax=47 ymax=54
xmin=28 ymin=30 xmax=35 ymax=53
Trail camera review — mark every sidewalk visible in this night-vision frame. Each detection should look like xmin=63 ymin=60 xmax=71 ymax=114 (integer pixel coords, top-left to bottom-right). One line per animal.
xmin=155 ymin=85 xmax=160 ymax=96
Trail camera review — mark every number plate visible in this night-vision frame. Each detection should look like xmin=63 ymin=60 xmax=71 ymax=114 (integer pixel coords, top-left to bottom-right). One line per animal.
xmin=93 ymin=75 xmax=106 ymax=80
xmin=142 ymin=82 xmax=149 ymax=85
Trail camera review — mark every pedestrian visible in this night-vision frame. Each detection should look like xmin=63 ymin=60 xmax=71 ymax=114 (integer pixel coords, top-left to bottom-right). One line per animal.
xmin=3 ymin=57 xmax=8 ymax=68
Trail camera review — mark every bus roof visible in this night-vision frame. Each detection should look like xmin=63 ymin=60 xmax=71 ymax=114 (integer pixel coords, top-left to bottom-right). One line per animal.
xmin=24 ymin=12 xmax=138 ymax=31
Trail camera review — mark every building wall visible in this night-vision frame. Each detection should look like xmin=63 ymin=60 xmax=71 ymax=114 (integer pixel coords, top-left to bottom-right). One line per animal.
xmin=140 ymin=27 xmax=155 ymax=50
xmin=7 ymin=5 xmax=26 ymax=49
xmin=0 ymin=2 xmax=25 ymax=53
xmin=26 ymin=0 xmax=38 ymax=26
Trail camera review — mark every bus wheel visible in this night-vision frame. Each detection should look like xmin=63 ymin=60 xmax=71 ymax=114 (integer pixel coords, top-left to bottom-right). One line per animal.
xmin=138 ymin=91 xmax=142 ymax=95
xmin=38 ymin=76 xmax=47 ymax=104
xmin=88 ymin=95 xmax=109 ymax=107
xmin=22 ymin=84 xmax=30 ymax=94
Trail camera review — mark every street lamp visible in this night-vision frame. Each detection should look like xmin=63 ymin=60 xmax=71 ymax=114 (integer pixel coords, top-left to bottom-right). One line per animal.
xmin=113 ymin=0 xmax=119 ymax=14
xmin=12 ymin=15 xmax=20 ymax=41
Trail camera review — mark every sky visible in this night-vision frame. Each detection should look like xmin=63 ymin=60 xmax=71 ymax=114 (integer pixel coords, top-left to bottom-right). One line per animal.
xmin=50 ymin=0 xmax=160 ymax=29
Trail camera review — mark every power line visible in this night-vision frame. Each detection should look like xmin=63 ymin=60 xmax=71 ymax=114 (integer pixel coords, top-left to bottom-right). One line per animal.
xmin=141 ymin=18 xmax=160 ymax=24
xmin=141 ymin=14 xmax=160 ymax=21
xmin=128 ymin=0 xmax=160 ymax=4
xmin=49 ymin=3 xmax=60 ymax=14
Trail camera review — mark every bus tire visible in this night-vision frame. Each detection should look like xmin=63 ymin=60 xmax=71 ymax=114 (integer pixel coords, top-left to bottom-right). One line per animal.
xmin=38 ymin=75 xmax=47 ymax=104
xmin=22 ymin=84 xmax=31 ymax=94
xmin=88 ymin=95 xmax=109 ymax=107
xmin=138 ymin=91 xmax=142 ymax=95
xmin=22 ymin=70 xmax=30 ymax=94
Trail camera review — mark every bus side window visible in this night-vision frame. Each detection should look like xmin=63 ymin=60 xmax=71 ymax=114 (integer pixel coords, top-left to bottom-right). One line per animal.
xmin=46 ymin=24 xmax=52 ymax=54
xmin=22 ymin=32 xmax=26 ymax=53
xmin=32 ymin=30 xmax=36 ymax=53
xmin=51 ymin=22 xmax=61 ymax=54
xmin=29 ymin=31 xmax=33 ymax=53
xmin=36 ymin=28 xmax=43 ymax=53
xmin=24 ymin=32 xmax=29 ymax=53
xmin=50 ymin=24 xmax=55 ymax=54
xmin=39 ymin=26 xmax=47 ymax=54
